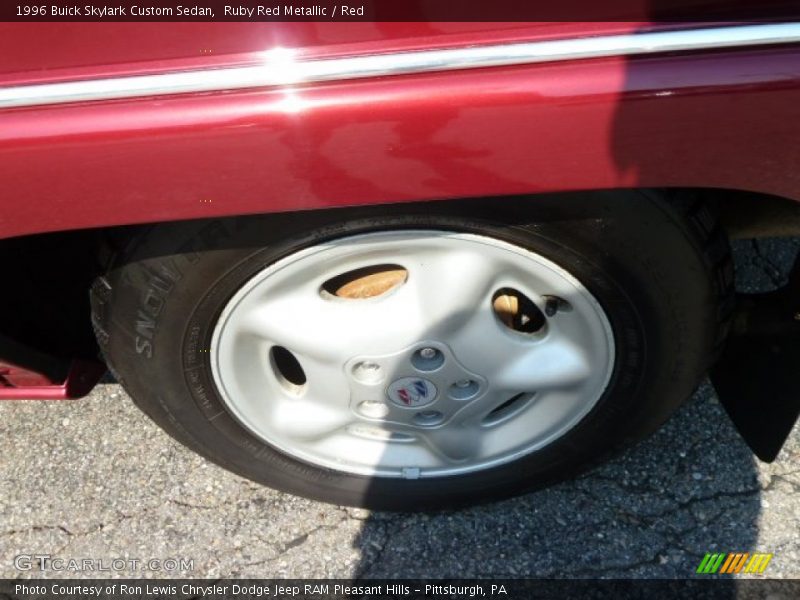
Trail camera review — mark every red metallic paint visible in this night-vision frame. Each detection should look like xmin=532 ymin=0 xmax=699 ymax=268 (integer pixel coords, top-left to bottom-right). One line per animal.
xmin=2 ymin=41 xmax=800 ymax=241
xmin=0 ymin=23 xmax=645 ymax=85
xmin=0 ymin=360 xmax=53 ymax=387
xmin=0 ymin=360 xmax=106 ymax=399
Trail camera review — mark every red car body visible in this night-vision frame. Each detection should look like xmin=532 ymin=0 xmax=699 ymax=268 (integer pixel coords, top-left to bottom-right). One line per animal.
xmin=2 ymin=22 xmax=800 ymax=243
xmin=1 ymin=20 xmax=799 ymax=405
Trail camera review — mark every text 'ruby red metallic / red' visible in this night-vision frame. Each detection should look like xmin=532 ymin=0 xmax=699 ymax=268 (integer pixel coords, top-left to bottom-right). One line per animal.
xmin=224 ymin=5 xmax=364 ymax=17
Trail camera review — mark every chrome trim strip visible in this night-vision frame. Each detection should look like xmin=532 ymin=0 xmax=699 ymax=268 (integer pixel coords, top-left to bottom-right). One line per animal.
xmin=2 ymin=23 xmax=800 ymax=109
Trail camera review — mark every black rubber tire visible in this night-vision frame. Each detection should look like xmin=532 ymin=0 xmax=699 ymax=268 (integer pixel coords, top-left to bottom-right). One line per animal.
xmin=90 ymin=190 xmax=733 ymax=510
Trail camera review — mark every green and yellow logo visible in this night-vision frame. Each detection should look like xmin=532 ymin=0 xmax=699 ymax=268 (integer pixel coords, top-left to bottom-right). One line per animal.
xmin=696 ymin=552 xmax=773 ymax=574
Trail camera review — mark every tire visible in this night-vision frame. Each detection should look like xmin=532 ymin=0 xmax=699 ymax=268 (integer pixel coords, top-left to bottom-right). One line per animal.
xmin=91 ymin=190 xmax=733 ymax=509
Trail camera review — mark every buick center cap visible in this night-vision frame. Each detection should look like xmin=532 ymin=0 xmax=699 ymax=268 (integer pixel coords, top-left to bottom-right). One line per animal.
xmin=387 ymin=377 xmax=438 ymax=408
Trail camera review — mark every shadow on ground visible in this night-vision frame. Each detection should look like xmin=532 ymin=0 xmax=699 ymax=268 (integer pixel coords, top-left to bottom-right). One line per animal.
xmin=351 ymin=380 xmax=762 ymax=578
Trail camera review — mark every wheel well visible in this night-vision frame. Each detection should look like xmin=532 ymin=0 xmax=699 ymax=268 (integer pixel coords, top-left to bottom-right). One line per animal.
xmin=0 ymin=187 xmax=798 ymax=377
xmin=0 ymin=229 xmax=105 ymax=381
xmin=709 ymin=189 xmax=800 ymax=239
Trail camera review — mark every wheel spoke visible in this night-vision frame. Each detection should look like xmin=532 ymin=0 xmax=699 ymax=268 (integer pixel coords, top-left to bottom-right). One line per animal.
xmin=266 ymin=397 xmax=353 ymax=443
xmin=417 ymin=423 xmax=483 ymax=462
xmin=241 ymin=286 xmax=423 ymax=363
xmin=406 ymin=246 xmax=500 ymax=337
xmin=448 ymin=388 xmax=521 ymax=425
xmin=490 ymin=338 xmax=592 ymax=393
xmin=240 ymin=293 xmax=351 ymax=364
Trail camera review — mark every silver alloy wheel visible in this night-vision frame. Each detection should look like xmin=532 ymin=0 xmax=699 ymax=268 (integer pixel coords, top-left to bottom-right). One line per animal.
xmin=210 ymin=230 xmax=615 ymax=478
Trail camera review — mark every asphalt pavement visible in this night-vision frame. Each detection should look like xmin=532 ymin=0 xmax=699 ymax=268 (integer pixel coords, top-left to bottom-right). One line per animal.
xmin=1 ymin=238 xmax=799 ymax=579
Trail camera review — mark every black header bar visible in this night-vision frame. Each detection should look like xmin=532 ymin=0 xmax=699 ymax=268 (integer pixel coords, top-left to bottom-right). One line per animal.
xmin=3 ymin=0 xmax=800 ymax=22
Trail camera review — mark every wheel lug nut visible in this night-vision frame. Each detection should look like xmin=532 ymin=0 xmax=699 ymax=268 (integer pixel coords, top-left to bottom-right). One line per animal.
xmin=412 ymin=347 xmax=444 ymax=371
xmin=449 ymin=379 xmax=480 ymax=401
xmin=352 ymin=361 xmax=383 ymax=384
xmin=413 ymin=410 xmax=445 ymax=426
xmin=358 ymin=401 xmax=389 ymax=419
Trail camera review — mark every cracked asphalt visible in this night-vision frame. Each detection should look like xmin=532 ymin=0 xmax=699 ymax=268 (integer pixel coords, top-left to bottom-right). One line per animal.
xmin=1 ymin=238 xmax=799 ymax=579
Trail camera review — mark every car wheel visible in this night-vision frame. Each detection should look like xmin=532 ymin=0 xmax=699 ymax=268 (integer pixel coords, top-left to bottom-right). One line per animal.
xmin=91 ymin=191 xmax=733 ymax=509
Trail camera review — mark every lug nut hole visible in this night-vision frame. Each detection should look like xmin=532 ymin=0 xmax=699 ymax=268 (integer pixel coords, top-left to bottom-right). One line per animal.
xmin=411 ymin=347 xmax=445 ymax=371
xmin=449 ymin=380 xmax=480 ymax=401
xmin=414 ymin=410 xmax=445 ymax=427
xmin=357 ymin=401 xmax=390 ymax=419
xmin=352 ymin=361 xmax=383 ymax=384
